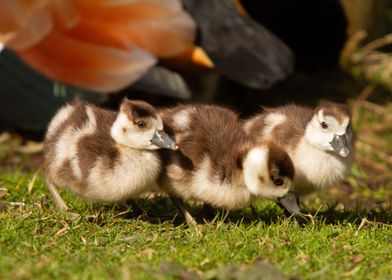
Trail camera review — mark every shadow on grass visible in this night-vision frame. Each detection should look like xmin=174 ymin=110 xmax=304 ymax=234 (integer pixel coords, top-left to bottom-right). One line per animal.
xmin=24 ymin=193 xmax=390 ymax=229
xmin=306 ymin=204 xmax=392 ymax=225
xmin=86 ymin=196 xmax=392 ymax=227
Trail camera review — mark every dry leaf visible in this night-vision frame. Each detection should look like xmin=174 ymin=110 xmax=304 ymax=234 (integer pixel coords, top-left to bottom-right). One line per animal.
xmin=0 ymin=188 xmax=8 ymax=199
xmin=139 ymin=248 xmax=156 ymax=259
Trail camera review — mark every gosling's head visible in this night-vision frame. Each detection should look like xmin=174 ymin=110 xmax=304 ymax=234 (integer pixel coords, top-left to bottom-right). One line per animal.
xmin=111 ymin=98 xmax=177 ymax=150
xmin=305 ymin=102 xmax=353 ymax=157
xmin=242 ymin=142 xmax=300 ymax=214
xmin=243 ymin=142 xmax=294 ymax=200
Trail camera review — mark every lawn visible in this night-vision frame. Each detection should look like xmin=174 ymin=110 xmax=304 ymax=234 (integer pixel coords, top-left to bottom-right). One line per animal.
xmin=0 ymin=171 xmax=391 ymax=280
xmin=0 ymin=101 xmax=391 ymax=280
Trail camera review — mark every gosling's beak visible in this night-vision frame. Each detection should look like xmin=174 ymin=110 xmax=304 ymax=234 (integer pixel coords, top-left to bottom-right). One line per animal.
xmin=151 ymin=130 xmax=178 ymax=150
xmin=278 ymin=192 xmax=301 ymax=215
xmin=329 ymin=134 xmax=350 ymax=158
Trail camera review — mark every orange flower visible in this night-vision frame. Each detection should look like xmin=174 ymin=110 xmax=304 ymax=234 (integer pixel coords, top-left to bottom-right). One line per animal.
xmin=0 ymin=0 xmax=196 ymax=92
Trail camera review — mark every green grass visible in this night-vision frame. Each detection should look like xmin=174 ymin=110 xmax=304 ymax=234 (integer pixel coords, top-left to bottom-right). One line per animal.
xmin=0 ymin=171 xmax=391 ymax=280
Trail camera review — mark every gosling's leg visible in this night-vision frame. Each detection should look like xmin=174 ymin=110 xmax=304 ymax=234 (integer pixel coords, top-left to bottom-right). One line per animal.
xmin=169 ymin=196 xmax=197 ymax=226
xmin=196 ymin=203 xmax=216 ymax=221
xmin=123 ymin=199 xmax=145 ymax=217
xmin=45 ymin=179 xmax=68 ymax=211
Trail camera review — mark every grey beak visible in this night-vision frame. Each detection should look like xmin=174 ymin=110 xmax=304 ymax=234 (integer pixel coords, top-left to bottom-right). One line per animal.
xmin=329 ymin=134 xmax=350 ymax=158
xmin=151 ymin=130 xmax=178 ymax=150
xmin=278 ymin=192 xmax=301 ymax=215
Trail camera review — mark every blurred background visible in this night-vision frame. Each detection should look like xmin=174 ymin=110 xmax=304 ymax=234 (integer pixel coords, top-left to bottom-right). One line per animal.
xmin=0 ymin=0 xmax=391 ymax=210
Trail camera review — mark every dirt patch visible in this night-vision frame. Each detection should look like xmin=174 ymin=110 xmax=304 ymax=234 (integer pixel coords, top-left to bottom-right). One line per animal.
xmin=0 ymin=132 xmax=43 ymax=172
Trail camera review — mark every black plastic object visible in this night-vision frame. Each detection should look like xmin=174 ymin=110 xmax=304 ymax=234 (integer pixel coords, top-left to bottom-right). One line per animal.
xmin=240 ymin=0 xmax=347 ymax=71
xmin=0 ymin=50 xmax=107 ymax=134
xmin=131 ymin=66 xmax=191 ymax=99
xmin=182 ymin=0 xmax=294 ymax=89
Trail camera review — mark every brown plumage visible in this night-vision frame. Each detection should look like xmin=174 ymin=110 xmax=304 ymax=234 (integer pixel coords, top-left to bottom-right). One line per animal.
xmin=245 ymin=104 xmax=313 ymax=150
xmin=158 ymin=104 xmax=296 ymax=224
xmin=315 ymin=102 xmax=351 ymax=124
xmin=43 ymin=98 xmax=175 ymax=212
xmin=245 ymin=102 xmax=354 ymax=195
xmin=121 ymin=99 xmax=159 ymax=121
xmin=162 ymin=104 xmax=249 ymax=183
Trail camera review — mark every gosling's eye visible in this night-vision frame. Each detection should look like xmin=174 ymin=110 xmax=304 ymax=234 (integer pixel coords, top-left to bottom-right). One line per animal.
xmin=136 ymin=120 xmax=145 ymax=128
xmin=320 ymin=122 xmax=328 ymax=129
xmin=273 ymin=178 xmax=284 ymax=186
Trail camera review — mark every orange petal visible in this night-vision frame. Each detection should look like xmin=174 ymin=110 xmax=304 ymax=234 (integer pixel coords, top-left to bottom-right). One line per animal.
xmin=75 ymin=0 xmax=182 ymax=22
xmin=122 ymin=12 xmax=196 ymax=57
xmin=74 ymin=0 xmax=196 ymax=57
xmin=72 ymin=14 xmax=195 ymax=58
xmin=0 ymin=0 xmax=78 ymax=49
xmin=63 ymin=17 xmax=129 ymax=50
xmin=49 ymin=0 xmax=79 ymax=30
xmin=17 ymin=31 xmax=156 ymax=92
xmin=0 ymin=7 xmax=52 ymax=50
xmin=0 ymin=0 xmax=49 ymax=33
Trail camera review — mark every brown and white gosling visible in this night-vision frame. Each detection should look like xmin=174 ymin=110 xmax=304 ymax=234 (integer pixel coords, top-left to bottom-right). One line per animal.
xmin=44 ymin=98 xmax=177 ymax=212
xmin=158 ymin=104 xmax=300 ymax=224
xmin=244 ymin=102 xmax=354 ymax=196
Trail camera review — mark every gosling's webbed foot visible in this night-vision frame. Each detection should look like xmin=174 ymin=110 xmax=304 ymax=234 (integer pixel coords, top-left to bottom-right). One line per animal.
xmin=169 ymin=196 xmax=198 ymax=226
xmin=127 ymin=199 xmax=146 ymax=217
xmin=195 ymin=203 xmax=217 ymax=222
